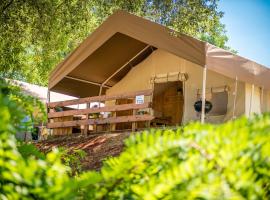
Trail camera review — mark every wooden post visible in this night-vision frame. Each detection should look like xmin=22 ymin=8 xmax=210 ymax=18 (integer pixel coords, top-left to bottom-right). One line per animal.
xmin=201 ymin=66 xmax=207 ymax=123
xmin=47 ymin=89 xmax=52 ymax=135
xmin=182 ymin=80 xmax=186 ymax=125
xmin=249 ymin=84 xmax=254 ymax=117
xmin=83 ymin=103 xmax=90 ymax=135
xmin=132 ymin=109 xmax=137 ymax=132
xmin=47 ymin=89 xmax=51 ymax=115
xmin=232 ymin=76 xmax=238 ymax=119
xmin=110 ymin=111 xmax=116 ymax=132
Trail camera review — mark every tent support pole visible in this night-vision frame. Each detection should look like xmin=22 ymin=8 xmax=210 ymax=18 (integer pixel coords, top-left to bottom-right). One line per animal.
xmin=249 ymin=84 xmax=254 ymax=117
xmin=46 ymin=89 xmax=51 ymax=132
xmin=232 ymin=76 xmax=238 ymax=119
xmin=99 ymin=86 xmax=103 ymax=96
xmin=261 ymin=86 xmax=264 ymax=112
xmin=66 ymin=76 xmax=110 ymax=88
xmin=47 ymin=89 xmax=50 ymax=104
xmin=201 ymin=66 xmax=207 ymax=124
xmin=182 ymin=80 xmax=186 ymax=124
xmin=99 ymin=45 xmax=150 ymax=96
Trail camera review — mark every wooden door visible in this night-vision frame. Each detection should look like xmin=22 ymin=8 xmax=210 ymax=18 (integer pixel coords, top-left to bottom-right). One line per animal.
xmin=153 ymin=81 xmax=184 ymax=126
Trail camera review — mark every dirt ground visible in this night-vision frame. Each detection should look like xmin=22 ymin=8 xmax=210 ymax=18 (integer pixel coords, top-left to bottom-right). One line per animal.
xmin=36 ymin=132 xmax=131 ymax=171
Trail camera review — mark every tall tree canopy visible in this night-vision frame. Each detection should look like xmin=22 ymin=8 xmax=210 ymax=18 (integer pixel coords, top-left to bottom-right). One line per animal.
xmin=0 ymin=0 xmax=232 ymax=86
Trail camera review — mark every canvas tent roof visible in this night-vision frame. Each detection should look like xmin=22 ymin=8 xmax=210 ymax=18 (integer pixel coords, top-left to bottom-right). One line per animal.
xmin=49 ymin=10 xmax=270 ymax=97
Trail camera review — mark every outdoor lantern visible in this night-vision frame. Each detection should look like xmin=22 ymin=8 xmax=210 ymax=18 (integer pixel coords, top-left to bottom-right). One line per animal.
xmin=194 ymin=100 xmax=213 ymax=113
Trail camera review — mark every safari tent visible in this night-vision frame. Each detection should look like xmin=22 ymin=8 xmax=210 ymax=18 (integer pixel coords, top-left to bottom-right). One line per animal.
xmin=47 ymin=11 xmax=270 ymax=135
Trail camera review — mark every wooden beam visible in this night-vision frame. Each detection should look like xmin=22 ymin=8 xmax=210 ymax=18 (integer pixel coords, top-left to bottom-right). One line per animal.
xmin=48 ymin=103 xmax=150 ymax=118
xmin=47 ymin=114 xmax=154 ymax=129
xmin=48 ymin=89 xmax=153 ymax=108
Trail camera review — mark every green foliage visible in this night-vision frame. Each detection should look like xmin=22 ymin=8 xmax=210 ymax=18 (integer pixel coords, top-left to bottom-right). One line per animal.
xmin=0 ymin=80 xmax=100 ymax=199
xmin=17 ymin=143 xmax=45 ymax=160
xmin=87 ymin=114 xmax=270 ymax=199
xmin=1 ymin=0 xmax=233 ymax=85
xmin=0 ymin=78 xmax=46 ymax=132
xmin=60 ymin=148 xmax=87 ymax=176
xmin=0 ymin=0 xmax=97 ymax=85
xmin=0 ymin=83 xmax=67 ymax=199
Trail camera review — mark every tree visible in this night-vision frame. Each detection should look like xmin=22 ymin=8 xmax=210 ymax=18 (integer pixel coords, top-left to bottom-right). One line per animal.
xmin=0 ymin=0 xmax=232 ymax=86
xmin=0 ymin=0 xmax=97 ymax=85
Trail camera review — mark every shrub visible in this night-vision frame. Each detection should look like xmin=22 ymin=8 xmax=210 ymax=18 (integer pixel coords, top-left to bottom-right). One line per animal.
xmin=60 ymin=148 xmax=87 ymax=176
xmin=17 ymin=143 xmax=46 ymax=160
xmin=0 ymin=80 xmax=72 ymax=199
xmin=88 ymin=115 xmax=270 ymax=199
xmin=0 ymin=80 xmax=100 ymax=199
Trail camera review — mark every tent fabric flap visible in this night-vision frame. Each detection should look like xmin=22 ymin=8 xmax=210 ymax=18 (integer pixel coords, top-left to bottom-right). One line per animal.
xmin=206 ymin=43 xmax=270 ymax=90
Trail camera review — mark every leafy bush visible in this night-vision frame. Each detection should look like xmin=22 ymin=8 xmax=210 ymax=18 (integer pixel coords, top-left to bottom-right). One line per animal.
xmin=87 ymin=115 xmax=270 ymax=199
xmin=60 ymin=148 xmax=87 ymax=176
xmin=17 ymin=143 xmax=45 ymax=160
xmin=0 ymin=80 xmax=100 ymax=199
xmin=0 ymin=80 xmax=72 ymax=199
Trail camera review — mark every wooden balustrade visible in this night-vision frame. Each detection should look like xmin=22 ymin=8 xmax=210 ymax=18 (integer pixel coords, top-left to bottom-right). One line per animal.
xmin=47 ymin=89 xmax=153 ymax=108
xmin=47 ymin=89 xmax=154 ymax=135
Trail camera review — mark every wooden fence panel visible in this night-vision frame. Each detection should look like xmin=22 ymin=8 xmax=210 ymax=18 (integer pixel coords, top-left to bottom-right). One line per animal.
xmin=47 ymin=115 xmax=154 ymax=129
xmin=47 ymin=90 xmax=154 ymax=133
xmin=48 ymin=89 xmax=153 ymax=108
xmin=48 ymin=103 xmax=150 ymax=118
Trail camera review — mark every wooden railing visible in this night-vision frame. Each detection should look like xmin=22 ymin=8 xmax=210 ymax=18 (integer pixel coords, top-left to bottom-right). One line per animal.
xmin=47 ymin=89 xmax=154 ymax=134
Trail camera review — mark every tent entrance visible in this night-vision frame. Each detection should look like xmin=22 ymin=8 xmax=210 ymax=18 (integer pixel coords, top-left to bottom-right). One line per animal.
xmin=152 ymin=81 xmax=184 ymax=126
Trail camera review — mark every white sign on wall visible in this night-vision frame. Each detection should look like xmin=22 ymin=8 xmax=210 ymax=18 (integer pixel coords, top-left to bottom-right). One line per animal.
xmin=135 ymin=95 xmax=144 ymax=104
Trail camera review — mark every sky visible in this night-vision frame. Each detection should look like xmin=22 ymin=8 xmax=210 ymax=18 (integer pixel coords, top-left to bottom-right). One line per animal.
xmin=218 ymin=0 xmax=270 ymax=67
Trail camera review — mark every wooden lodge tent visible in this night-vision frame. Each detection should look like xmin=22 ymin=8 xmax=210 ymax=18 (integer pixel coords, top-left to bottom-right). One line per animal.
xmin=47 ymin=11 xmax=270 ymax=134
